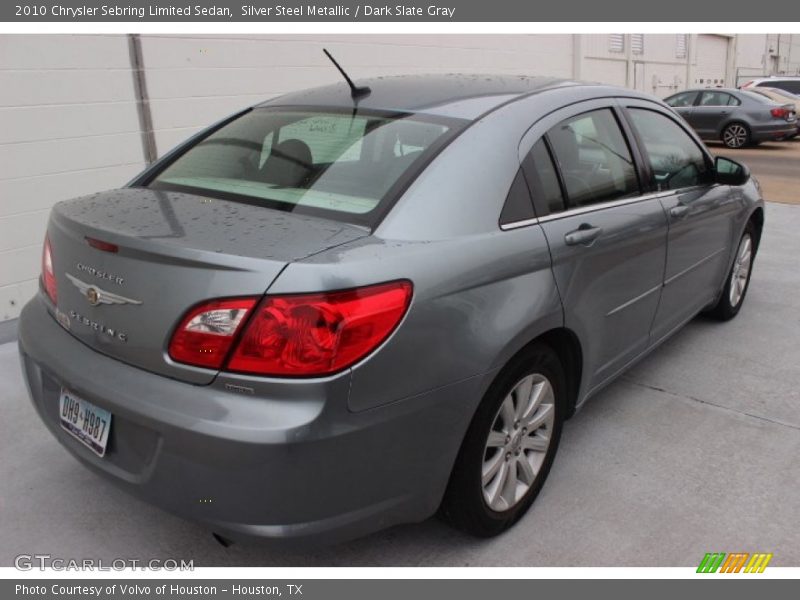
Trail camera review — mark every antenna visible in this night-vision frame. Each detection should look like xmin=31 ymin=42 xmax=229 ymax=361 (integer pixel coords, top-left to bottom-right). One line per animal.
xmin=323 ymin=49 xmax=371 ymax=101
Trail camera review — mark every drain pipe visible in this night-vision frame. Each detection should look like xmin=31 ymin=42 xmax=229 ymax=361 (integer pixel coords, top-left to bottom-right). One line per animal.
xmin=127 ymin=34 xmax=157 ymax=165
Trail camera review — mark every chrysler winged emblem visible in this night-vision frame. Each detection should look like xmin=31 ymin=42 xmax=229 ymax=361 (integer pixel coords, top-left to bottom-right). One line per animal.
xmin=65 ymin=273 xmax=142 ymax=307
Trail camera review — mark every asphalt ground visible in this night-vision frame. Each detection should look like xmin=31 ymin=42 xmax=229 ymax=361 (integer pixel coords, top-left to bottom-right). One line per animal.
xmin=709 ymin=137 xmax=799 ymax=205
xmin=1 ymin=158 xmax=799 ymax=567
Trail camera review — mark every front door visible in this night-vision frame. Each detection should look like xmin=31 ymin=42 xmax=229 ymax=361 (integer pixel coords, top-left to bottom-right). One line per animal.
xmin=621 ymin=102 xmax=739 ymax=343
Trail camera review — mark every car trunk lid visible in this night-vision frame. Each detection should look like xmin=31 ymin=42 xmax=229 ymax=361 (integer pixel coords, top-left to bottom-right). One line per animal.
xmin=46 ymin=188 xmax=369 ymax=384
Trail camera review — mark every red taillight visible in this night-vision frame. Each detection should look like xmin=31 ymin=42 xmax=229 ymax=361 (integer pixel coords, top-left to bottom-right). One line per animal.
xmin=169 ymin=281 xmax=413 ymax=375
xmin=230 ymin=280 xmax=412 ymax=376
xmin=42 ymin=236 xmax=57 ymax=304
xmin=168 ymin=298 xmax=258 ymax=369
xmin=771 ymin=107 xmax=788 ymax=118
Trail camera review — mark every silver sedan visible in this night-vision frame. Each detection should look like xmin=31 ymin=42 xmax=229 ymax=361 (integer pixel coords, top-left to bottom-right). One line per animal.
xmin=665 ymin=87 xmax=797 ymax=148
xmin=19 ymin=74 xmax=764 ymax=545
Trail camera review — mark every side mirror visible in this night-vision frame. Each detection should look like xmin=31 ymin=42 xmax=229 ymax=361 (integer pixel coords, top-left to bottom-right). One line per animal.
xmin=715 ymin=156 xmax=750 ymax=186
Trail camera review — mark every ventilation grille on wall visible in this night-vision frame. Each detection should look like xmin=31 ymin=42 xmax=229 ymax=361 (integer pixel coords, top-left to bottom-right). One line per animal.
xmin=676 ymin=34 xmax=688 ymax=59
xmin=632 ymin=34 xmax=644 ymax=55
xmin=609 ymin=34 xmax=625 ymax=53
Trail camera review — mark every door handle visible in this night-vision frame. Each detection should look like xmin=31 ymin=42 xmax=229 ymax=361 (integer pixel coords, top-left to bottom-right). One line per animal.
xmin=670 ymin=204 xmax=690 ymax=219
xmin=564 ymin=224 xmax=603 ymax=246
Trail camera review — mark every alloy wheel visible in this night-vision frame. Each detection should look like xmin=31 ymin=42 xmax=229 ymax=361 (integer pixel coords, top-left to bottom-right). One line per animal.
xmin=723 ymin=124 xmax=748 ymax=148
xmin=729 ymin=233 xmax=753 ymax=307
xmin=481 ymin=373 xmax=555 ymax=512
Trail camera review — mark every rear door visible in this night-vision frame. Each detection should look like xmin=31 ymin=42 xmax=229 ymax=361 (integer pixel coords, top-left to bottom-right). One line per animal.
xmin=691 ymin=90 xmax=740 ymax=138
xmin=621 ymin=100 xmax=739 ymax=343
xmin=520 ymin=101 xmax=669 ymax=393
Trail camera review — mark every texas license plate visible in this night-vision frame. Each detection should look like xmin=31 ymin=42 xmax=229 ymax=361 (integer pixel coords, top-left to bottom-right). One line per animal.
xmin=58 ymin=388 xmax=112 ymax=457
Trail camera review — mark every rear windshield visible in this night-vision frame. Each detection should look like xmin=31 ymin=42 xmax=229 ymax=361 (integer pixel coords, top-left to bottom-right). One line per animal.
xmin=740 ymin=90 xmax=779 ymax=104
xmin=147 ymin=107 xmax=465 ymax=227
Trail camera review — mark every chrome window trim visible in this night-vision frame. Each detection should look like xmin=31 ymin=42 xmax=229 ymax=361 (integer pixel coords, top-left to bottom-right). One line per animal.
xmin=499 ymin=217 xmax=540 ymax=231
xmin=500 ymin=190 xmax=673 ymax=231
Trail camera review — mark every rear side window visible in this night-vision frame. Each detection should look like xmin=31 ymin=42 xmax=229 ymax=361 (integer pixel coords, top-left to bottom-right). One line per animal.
xmin=627 ymin=108 xmax=712 ymax=191
xmin=665 ymin=91 xmax=698 ymax=107
xmin=148 ymin=107 xmax=464 ymax=227
xmin=546 ymin=108 xmax=640 ymax=208
xmin=698 ymin=91 xmax=740 ymax=106
xmin=499 ymin=170 xmax=536 ymax=226
xmin=522 ymin=138 xmax=565 ymax=216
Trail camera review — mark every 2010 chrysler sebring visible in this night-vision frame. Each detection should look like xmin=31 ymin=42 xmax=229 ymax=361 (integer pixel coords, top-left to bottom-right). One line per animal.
xmin=19 ymin=74 xmax=763 ymax=545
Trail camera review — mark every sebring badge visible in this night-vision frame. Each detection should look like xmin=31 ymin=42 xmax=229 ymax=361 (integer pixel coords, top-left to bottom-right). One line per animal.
xmin=65 ymin=273 xmax=142 ymax=307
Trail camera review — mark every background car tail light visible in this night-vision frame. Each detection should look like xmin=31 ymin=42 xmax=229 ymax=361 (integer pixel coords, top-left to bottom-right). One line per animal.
xmin=770 ymin=107 xmax=788 ymax=118
xmin=168 ymin=298 xmax=257 ymax=369
xmin=41 ymin=235 xmax=57 ymax=304
xmin=227 ymin=280 xmax=413 ymax=376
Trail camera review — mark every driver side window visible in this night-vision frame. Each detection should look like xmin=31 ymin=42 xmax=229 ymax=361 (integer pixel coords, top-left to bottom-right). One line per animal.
xmin=628 ymin=108 xmax=712 ymax=191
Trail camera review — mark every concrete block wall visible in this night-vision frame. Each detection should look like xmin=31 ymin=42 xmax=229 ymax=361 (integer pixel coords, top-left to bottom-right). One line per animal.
xmin=139 ymin=34 xmax=576 ymax=154
xmin=0 ymin=34 xmax=147 ymax=321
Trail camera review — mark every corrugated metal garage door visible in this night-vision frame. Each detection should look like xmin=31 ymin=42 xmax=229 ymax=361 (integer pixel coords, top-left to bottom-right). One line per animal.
xmin=694 ymin=34 xmax=730 ymax=87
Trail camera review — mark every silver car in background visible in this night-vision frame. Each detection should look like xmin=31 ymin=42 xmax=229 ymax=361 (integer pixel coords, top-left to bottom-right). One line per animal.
xmin=741 ymin=75 xmax=800 ymax=96
xmin=19 ymin=74 xmax=764 ymax=545
xmin=748 ymin=87 xmax=800 ymax=138
xmin=665 ymin=87 xmax=797 ymax=147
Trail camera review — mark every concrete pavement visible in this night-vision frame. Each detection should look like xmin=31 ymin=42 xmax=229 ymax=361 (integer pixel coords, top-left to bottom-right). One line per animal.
xmin=1 ymin=204 xmax=798 ymax=567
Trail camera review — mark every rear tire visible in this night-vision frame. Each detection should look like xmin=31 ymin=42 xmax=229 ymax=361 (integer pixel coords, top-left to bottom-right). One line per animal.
xmin=722 ymin=122 xmax=751 ymax=148
xmin=706 ymin=222 xmax=756 ymax=321
xmin=439 ymin=343 xmax=565 ymax=537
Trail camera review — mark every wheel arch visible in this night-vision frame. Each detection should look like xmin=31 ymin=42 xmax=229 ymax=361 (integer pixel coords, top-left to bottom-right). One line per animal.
xmin=491 ymin=327 xmax=584 ymax=420
xmin=748 ymin=206 xmax=764 ymax=250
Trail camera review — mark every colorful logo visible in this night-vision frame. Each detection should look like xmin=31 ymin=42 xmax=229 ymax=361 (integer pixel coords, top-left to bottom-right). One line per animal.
xmin=697 ymin=552 xmax=773 ymax=573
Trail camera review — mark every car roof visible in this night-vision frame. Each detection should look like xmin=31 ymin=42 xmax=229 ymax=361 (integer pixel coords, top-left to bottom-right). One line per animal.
xmin=748 ymin=76 xmax=800 ymax=82
xmin=257 ymin=73 xmax=592 ymax=120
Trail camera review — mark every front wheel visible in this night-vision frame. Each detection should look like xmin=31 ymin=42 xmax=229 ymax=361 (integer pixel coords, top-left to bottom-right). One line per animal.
xmin=439 ymin=344 xmax=565 ymax=537
xmin=706 ymin=223 xmax=756 ymax=320
xmin=722 ymin=123 xmax=751 ymax=148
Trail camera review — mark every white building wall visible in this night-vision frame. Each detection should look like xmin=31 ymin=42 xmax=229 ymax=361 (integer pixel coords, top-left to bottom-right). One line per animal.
xmin=0 ymin=34 xmax=146 ymax=321
xmin=0 ymin=33 xmax=789 ymax=323
xmin=140 ymin=34 xmax=575 ymax=153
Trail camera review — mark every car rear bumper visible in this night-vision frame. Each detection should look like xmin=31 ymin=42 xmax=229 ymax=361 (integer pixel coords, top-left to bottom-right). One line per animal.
xmin=751 ymin=122 xmax=798 ymax=141
xmin=18 ymin=295 xmax=486 ymax=545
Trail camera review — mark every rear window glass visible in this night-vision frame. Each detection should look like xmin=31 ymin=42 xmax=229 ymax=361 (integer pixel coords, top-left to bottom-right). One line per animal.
xmin=760 ymin=80 xmax=800 ymax=94
xmin=740 ymin=90 xmax=778 ymax=104
xmin=148 ymin=107 xmax=464 ymax=227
